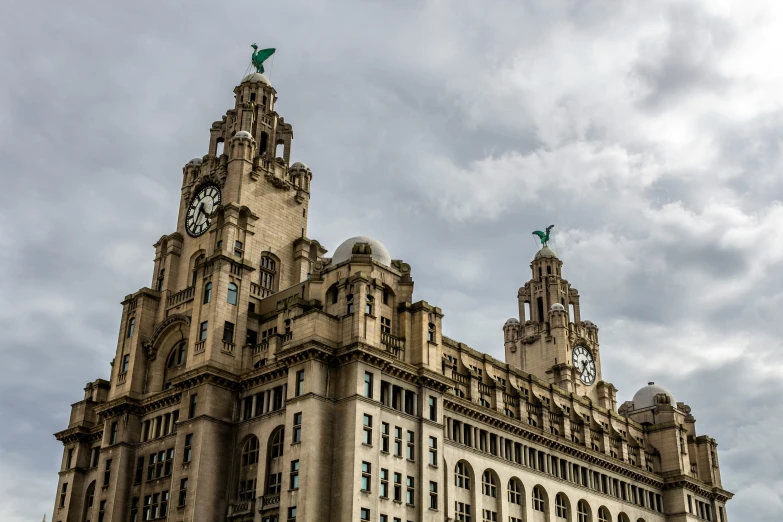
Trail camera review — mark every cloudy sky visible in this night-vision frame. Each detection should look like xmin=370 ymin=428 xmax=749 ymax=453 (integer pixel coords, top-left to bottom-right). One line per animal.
xmin=1 ymin=0 xmax=782 ymax=520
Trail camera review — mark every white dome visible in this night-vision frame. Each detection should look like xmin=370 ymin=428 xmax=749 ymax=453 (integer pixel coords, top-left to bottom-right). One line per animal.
xmin=631 ymin=382 xmax=676 ymax=410
xmin=550 ymin=303 xmax=565 ymax=311
xmin=504 ymin=318 xmax=520 ymax=326
xmin=241 ymin=73 xmax=271 ymax=86
xmin=534 ymin=246 xmax=559 ymax=260
xmin=290 ymin=161 xmax=309 ymax=170
xmin=187 ymin=158 xmax=202 ymax=166
xmin=234 ymin=130 xmax=252 ymax=139
xmin=332 ymin=236 xmax=392 ymax=266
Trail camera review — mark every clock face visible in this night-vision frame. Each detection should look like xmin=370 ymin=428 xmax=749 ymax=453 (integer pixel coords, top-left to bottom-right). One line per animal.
xmin=186 ymin=184 xmax=221 ymax=237
xmin=572 ymin=345 xmax=596 ymax=385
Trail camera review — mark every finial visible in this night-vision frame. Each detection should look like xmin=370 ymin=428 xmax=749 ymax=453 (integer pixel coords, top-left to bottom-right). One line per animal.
xmin=532 ymin=225 xmax=555 ymax=246
xmin=250 ymin=44 xmax=276 ymax=74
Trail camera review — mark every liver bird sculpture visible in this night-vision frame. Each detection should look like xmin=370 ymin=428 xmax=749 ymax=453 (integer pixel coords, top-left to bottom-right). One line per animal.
xmin=251 ymin=44 xmax=276 ymax=74
xmin=532 ymin=225 xmax=555 ymax=246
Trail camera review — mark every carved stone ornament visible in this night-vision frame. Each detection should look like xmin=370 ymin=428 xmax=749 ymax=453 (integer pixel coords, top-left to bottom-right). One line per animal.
xmin=391 ymin=260 xmax=411 ymax=274
xmin=143 ymin=314 xmax=191 ymax=361
xmin=264 ymin=171 xmax=291 ymax=190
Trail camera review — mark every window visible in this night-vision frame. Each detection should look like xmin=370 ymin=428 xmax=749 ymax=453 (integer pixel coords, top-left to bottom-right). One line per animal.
xmin=271 ymin=428 xmax=285 ymax=458
xmin=267 ymin=472 xmax=282 ymax=494
xmin=365 ymin=294 xmax=373 ymax=314
xmin=406 ymin=476 xmax=414 ymax=505
xmin=362 ymin=414 xmax=372 ymax=445
xmin=91 ymin=447 xmax=100 ymax=467
xmin=157 ymin=269 xmax=165 ymax=291
xmin=178 ymin=478 xmax=188 ymax=506
xmin=555 ymin=494 xmax=568 ymax=519
xmin=455 ymin=461 xmax=471 ymax=489
xmin=227 ymin=282 xmax=238 ymax=305
xmin=508 ymin=479 xmax=522 ymax=504
xmin=110 ymin=422 xmax=118 ymax=444
xmin=127 ymin=317 xmax=136 ymax=338
xmin=380 ymin=516 xmax=388 ymax=522
xmin=160 ymin=491 xmax=169 ymax=518
xmin=393 ymin=426 xmax=402 ymax=456
xmin=381 ymin=317 xmax=391 ymax=333
xmin=347 ymin=293 xmax=354 ymax=314
xmin=393 ymin=472 xmax=402 ymax=502
xmin=183 ymin=433 xmax=193 ymax=462
xmin=199 ymin=321 xmax=208 ymax=341
xmin=130 ymin=496 xmax=138 ymax=522
xmin=290 ymin=460 xmax=300 ymax=489
xmin=577 ymin=500 xmax=591 ymax=522
xmin=239 ymin=479 xmax=256 ymax=501
xmin=133 ymin=456 xmax=144 ymax=484
xmin=364 ymin=372 xmax=373 ymax=398
xmin=380 ymin=469 xmax=389 ymax=497
xmin=381 ymin=422 xmax=389 ymax=452
xmin=260 ymin=256 xmax=277 ymax=292
xmin=59 ymin=483 xmax=67 ymax=508
xmin=455 ymin=502 xmax=472 ymax=522
xmin=360 ymin=508 xmax=370 ymax=521
xmin=482 ymin=510 xmax=497 ymax=522
xmin=121 ymin=354 xmax=130 ymax=374
xmin=292 ymin=412 xmax=302 ymax=443
xmin=223 ymin=321 xmax=235 ymax=343
xmin=429 ymin=481 xmax=438 ymax=509
xmin=295 ymin=370 xmax=304 ymax=396
xmin=427 ymin=322 xmax=435 ymax=342
xmin=203 ymin=282 xmax=212 ymax=303
xmin=242 ymin=437 xmax=260 ymax=466
xmin=481 ymin=471 xmax=497 ymax=497
xmin=532 ymin=486 xmax=545 ymax=512
xmin=428 ymin=396 xmax=437 ymax=421
xmin=597 ymin=506 xmax=610 ymax=522
xmin=360 ymin=461 xmax=371 ymax=491
xmin=98 ymin=500 xmax=106 ymax=522
xmin=234 ymin=241 xmax=243 ymax=257
xmin=406 ymin=430 xmax=415 ymax=460
xmin=103 ymin=459 xmax=112 ymax=486
xmin=428 ymin=436 xmax=437 ymax=466
xmin=189 ymin=393 xmax=198 ymax=418
xmin=287 ymin=506 xmax=297 ymax=522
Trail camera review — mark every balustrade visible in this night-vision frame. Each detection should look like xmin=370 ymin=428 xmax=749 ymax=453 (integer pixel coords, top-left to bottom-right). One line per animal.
xmin=380 ymin=331 xmax=405 ymax=360
xmin=167 ymin=286 xmax=195 ymax=307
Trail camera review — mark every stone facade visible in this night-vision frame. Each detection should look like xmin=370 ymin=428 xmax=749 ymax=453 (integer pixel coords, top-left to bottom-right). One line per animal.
xmin=52 ymin=71 xmax=732 ymax=522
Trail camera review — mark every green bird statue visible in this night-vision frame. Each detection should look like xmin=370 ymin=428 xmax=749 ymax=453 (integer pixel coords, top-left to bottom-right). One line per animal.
xmin=532 ymin=225 xmax=555 ymax=246
xmin=251 ymin=44 xmax=276 ymax=74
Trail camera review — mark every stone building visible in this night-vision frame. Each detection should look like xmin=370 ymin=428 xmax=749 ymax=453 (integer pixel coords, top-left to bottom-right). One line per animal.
xmin=52 ymin=69 xmax=732 ymax=522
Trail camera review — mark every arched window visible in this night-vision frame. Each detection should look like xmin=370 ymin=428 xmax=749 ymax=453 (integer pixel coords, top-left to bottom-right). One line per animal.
xmin=167 ymin=342 xmax=187 ymax=369
xmin=481 ymin=470 xmax=497 ymax=497
xmin=455 ymin=461 xmax=471 ymax=489
xmin=259 ymin=255 xmax=277 ymax=295
xmin=127 ymin=317 xmax=135 ymax=338
xmin=555 ymin=493 xmax=568 ymax=519
xmin=227 ymin=283 xmax=238 ymax=305
xmin=617 ymin=513 xmax=630 ymax=522
xmin=508 ymin=478 xmax=523 ymax=505
xmin=597 ymin=506 xmax=610 ymax=522
xmin=241 ymin=436 xmax=260 ymax=466
xmin=82 ymin=480 xmax=96 ymax=521
xmin=203 ymin=282 xmax=212 ymax=304
xmin=577 ymin=499 xmax=591 ymax=522
xmin=270 ymin=427 xmax=284 ymax=458
xmin=532 ymin=485 xmax=546 ymax=512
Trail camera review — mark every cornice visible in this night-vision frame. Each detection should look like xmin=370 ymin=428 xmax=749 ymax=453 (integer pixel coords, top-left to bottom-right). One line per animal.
xmin=662 ymin=475 xmax=734 ymax=502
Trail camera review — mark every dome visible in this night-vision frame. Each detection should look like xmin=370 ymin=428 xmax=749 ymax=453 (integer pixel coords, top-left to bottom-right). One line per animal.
xmin=534 ymin=246 xmax=559 ymax=260
xmin=290 ymin=161 xmax=310 ymax=171
xmin=332 ymin=236 xmax=392 ymax=267
xmin=504 ymin=318 xmax=520 ymax=327
xmin=187 ymin=158 xmax=202 ymax=166
xmin=631 ymin=382 xmax=676 ymax=410
xmin=241 ymin=72 xmax=271 ymax=86
xmin=550 ymin=303 xmax=565 ymax=312
xmin=234 ymin=130 xmax=252 ymax=139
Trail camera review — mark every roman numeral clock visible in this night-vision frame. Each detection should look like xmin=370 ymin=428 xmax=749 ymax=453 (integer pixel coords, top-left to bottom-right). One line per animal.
xmin=185 ymin=183 xmax=222 ymax=237
xmin=572 ymin=344 xmax=596 ymax=385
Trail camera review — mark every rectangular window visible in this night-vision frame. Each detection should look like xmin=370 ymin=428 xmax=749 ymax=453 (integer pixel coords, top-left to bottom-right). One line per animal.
xmin=134 ymin=456 xmax=144 ymax=484
xmin=406 ymin=430 xmax=415 ymax=460
xmin=293 ymin=412 xmax=302 ymax=443
xmin=59 ymin=483 xmax=67 ymax=508
xmin=360 ymin=508 xmax=370 ymax=521
xmin=393 ymin=472 xmax=402 ymax=502
xmin=267 ymin=472 xmax=282 ymax=494
xmin=394 ymin=426 xmax=402 ymax=457
xmin=429 ymin=481 xmax=438 ymax=509
xmin=287 ymin=506 xmax=297 ymax=522
xmin=380 ymin=469 xmax=389 ymax=497
xmin=130 ymin=496 xmax=138 ymax=522
xmin=455 ymin=501 xmax=471 ymax=522
xmin=295 ymin=370 xmax=305 ymax=397
xmin=380 ymin=515 xmax=388 ymax=522
xmin=65 ymin=448 xmax=73 ymax=470
xmin=246 ymin=328 xmax=258 ymax=346
xmin=361 ymin=461 xmax=371 ymax=491
xmin=481 ymin=509 xmax=497 ymax=522
xmin=189 ymin=394 xmax=198 ymax=419
xmin=234 ymin=240 xmax=243 ymax=257
xmin=160 ymin=490 xmax=169 ymax=518
xmin=110 ymin=421 xmax=118 ymax=444
xmin=98 ymin=500 xmax=106 ymax=522
xmin=381 ymin=316 xmax=391 ymax=333
xmin=164 ymin=448 xmax=174 ymax=476
xmin=428 ymin=436 xmax=438 ymax=466
xmin=290 ymin=460 xmax=300 ymax=489
xmin=178 ymin=478 xmax=188 ymax=506
xmin=362 ymin=414 xmax=373 ymax=445
xmin=199 ymin=321 xmax=208 ymax=341
xmin=381 ymin=422 xmax=390 ymax=452
xmin=364 ymin=371 xmax=373 ymax=398
xmin=103 ymin=459 xmax=112 ymax=486
xmin=428 ymin=396 xmax=437 ymax=421
xmin=122 ymin=354 xmax=130 ymax=373
xmin=223 ymin=321 xmax=235 ymax=343
xmin=406 ymin=476 xmax=414 ymax=505
xmin=184 ymin=433 xmax=193 ymax=462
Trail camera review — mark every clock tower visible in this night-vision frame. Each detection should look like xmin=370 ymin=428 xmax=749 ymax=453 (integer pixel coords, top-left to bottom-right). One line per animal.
xmin=503 ymin=243 xmax=616 ymax=409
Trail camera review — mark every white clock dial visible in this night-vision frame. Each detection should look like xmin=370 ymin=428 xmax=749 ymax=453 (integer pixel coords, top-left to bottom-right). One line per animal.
xmin=571 ymin=345 xmax=596 ymax=385
xmin=186 ymin=184 xmax=221 ymax=237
